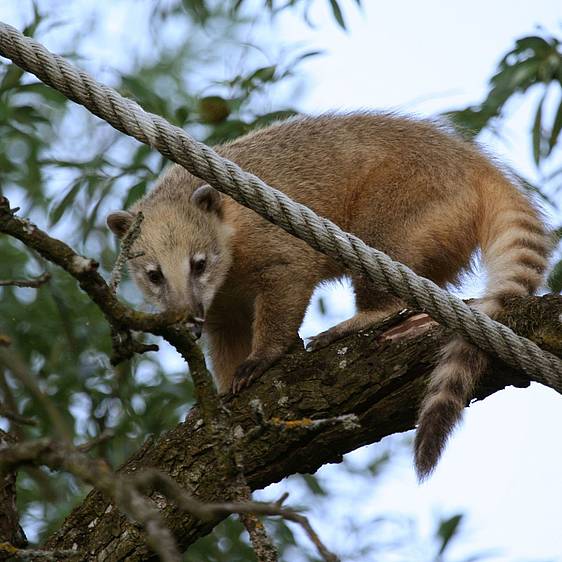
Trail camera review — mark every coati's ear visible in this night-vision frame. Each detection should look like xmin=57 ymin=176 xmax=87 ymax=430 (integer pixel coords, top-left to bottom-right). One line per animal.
xmin=191 ymin=184 xmax=222 ymax=217
xmin=107 ymin=211 xmax=135 ymax=238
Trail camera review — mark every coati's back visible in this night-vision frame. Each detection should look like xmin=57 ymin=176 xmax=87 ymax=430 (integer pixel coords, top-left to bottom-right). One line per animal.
xmin=208 ymin=113 xmax=486 ymax=249
xmin=144 ymin=114 xmax=490 ymax=280
xmin=112 ymin=112 xmax=551 ymax=478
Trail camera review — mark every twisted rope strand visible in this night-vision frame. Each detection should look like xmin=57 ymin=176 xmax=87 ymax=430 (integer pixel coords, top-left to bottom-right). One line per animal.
xmin=0 ymin=21 xmax=560 ymax=389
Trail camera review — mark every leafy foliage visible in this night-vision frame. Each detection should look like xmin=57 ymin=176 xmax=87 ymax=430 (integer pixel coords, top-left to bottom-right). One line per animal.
xmin=447 ymin=33 xmax=562 ymax=145
xmin=0 ymin=1 xmax=315 ymax=556
xmin=231 ymin=0 xmax=362 ymax=30
xmin=446 ymin=31 xmax=562 ymax=291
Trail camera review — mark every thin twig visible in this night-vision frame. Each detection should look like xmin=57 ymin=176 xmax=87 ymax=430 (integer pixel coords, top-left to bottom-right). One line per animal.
xmin=235 ymin=480 xmax=278 ymax=562
xmin=0 ymin=402 xmax=38 ymax=426
xmin=0 ymin=438 xmax=338 ymax=562
xmin=0 ymin=272 xmax=51 ymax=288
xmin=0 ymin=197 xmax=189 ymax=333
xmin=0 ymin=439 xmax=182 ymax=562
xmin=110 ymin=212 xmax=144 ymax=292
xmin=109 ymin=327 xmax=159 ymax=366
xmin=132 ymin=470 xmax=339 ymax=562
xmin=0 ymin=542 xmax=79 ymax=561
xmin=76 ymin=430 xmax=115 ymax=452
xmin=0 ymin=348 xmax=72 ymax=441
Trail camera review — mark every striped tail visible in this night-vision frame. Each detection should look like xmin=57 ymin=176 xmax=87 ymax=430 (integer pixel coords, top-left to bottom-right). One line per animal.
xmin=414 ymin=178 xmax=552 ymax=480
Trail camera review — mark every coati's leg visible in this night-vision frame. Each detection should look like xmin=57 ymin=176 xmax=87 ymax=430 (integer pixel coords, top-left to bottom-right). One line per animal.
xmin=306 ymin=229 xmax=467 ymax=352
xmin=232 ymin=268 xmax=314 ymax=393
xmin=207 ymin=317 xmax=252 ymax=394
xmin=306 ymin=278 xmax=404 ymax=352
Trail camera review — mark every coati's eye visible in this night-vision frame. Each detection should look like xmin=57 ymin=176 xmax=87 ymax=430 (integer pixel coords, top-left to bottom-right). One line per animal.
xmin=191 ymin=256 xmax=206 ymax=276
xmin=146 ymin=268 xmax=164 ymax=285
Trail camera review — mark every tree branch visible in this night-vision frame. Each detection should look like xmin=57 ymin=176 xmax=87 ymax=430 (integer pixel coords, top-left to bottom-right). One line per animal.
xmin=0 ymin=430 xmax=27 ymax=560
xmin=0 ymin=197 xmax=187 ymax=333
xmin=42 ymin=294 xmax=562 ymax=560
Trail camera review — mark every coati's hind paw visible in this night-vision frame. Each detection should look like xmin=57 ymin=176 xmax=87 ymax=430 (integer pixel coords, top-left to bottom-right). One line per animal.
xmin=305 ymin=327 xmax=347 ymax=353
xmin=231 ymin=356 xmax=276 ymax=394
xmin=306 ymin=309 xmax=429 ymax=352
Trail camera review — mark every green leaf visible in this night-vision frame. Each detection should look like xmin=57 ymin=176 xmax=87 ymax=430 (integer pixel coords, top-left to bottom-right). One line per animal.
xmin=367 ymin=451 xmax=391 ymax=476
xmin=548 ymin=94 xmax=562 ymax=155
xmin=547 ymin=259 xmax=562 ymax=293
xmin=181 ymin=0 xmax=210 ymax=23
xmin=11 ymin=104 xmax=40 ymax=125
xmin=514 ymin=35 xmax=551 ymax=56
xmin=301 ymin=474 xmax=327 ymax=496
xmin=15 ymin=82 xmax=68 ymax=105
xmin=0 ymin=64 xmax=24 ymax=93
xmin=22 ymin=1 xmax=43 ymax=38
xmin=203 ymin=119 xmax=250 ymax=144
xmin=251 ymin=109 xmax=298 ymax=128
xmin=123 ymin=179 xmax=149 ymax=208
xmin=532 ymin=93 xmax=546 ymax=166
xmin=436 ymin=514 xmax=463 ymax=556
xmin=249 ymin=65 xmax=277 ymax=82
xmin=49 ymin=178 xmax=83 ymax=225
xmin=328 ymin=0 xmax=346 ymax=29
xmin=174 ymin=105 xmax=190 ymax=126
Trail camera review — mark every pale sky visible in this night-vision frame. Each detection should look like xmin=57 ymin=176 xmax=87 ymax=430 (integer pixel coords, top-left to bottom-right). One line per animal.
xmin=1 ymin=1 xmax=561 ymax=560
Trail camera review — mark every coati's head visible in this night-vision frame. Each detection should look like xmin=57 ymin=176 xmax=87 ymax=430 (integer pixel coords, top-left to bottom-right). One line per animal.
xmin=107 ymin=174 xmax=233 ymax=335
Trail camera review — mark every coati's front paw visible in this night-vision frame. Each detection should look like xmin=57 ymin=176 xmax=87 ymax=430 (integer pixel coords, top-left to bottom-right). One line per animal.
xmin=231 ymin=356 xmax=276 ymax=394
xmin=305 ymin=326 xmax=347 ymax=353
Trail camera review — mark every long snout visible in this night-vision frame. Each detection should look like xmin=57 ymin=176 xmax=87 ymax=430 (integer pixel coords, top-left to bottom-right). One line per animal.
xmin=166 ymin=286 xmax=205 ymax=338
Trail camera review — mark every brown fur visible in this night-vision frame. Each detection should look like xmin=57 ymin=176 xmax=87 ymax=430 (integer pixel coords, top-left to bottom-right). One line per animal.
xmin=107 ymin=112 xmax=551 ymax=476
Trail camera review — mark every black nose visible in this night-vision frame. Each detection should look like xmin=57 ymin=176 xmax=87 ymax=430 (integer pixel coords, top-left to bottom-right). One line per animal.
xmin=190 ymin=317 xmax=204 ymax=339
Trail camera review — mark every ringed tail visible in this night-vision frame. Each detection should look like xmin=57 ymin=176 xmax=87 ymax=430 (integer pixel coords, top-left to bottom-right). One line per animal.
xmin=414 ymin=175 xmax=552 ymax=480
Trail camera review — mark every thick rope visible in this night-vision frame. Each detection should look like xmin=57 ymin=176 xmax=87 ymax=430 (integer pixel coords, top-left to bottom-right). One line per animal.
xmin=0 ymin=21 xmax=560 ymax=390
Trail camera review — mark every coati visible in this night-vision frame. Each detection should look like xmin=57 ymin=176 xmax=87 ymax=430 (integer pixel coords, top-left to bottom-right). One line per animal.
xmin=107 ymin=113 xmax=551 ymax=478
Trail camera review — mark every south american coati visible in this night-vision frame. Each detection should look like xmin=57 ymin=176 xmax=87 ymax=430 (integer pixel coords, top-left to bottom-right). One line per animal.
xmin=107 ymin=112 xmax=551 ymax=478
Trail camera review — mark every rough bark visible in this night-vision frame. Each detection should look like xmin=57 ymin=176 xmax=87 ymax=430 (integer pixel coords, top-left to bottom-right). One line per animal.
xmin=44 ymin=294 xmax=562 ymax=561
xmin=0 ymin=429 xmax=27 ymax=558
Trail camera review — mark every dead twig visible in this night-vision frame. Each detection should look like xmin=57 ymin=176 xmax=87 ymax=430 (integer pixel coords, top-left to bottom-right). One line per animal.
xmin=109 ymin=328 xmax=159 ymax=366
xmin=133 ymin=469 xmax=339 ymax=562
xmin=110 ymin=212 xmax=144 ymax=292
xmin=234 ymin=479 xmax=279 ymax=562
xmin=0 ymin=438 xmax=338 ymax=562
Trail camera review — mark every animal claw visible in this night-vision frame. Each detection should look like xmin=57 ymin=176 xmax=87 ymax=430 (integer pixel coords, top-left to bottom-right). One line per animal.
xmin=305 ymin=328 xmax=344 ymax=353
xmin=231 ymin=356 xmax=275 ymax=394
